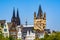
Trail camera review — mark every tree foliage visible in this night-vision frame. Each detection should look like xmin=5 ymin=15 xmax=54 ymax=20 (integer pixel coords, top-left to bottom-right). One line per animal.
xmin=40 ymin=32 xmax=60 ymax=40
xmin=0 ymin=35 xmax=15 ymax=40
xmin=34 ymin=32 xmax=60 ymax=40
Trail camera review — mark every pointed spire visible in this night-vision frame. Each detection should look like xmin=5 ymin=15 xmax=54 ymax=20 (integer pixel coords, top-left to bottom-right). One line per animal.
xmin=25 ymin=18 xmax=27 ymax=26
xmin=38 ymin=5 xmax=42 ymax=14
xmin=43 ymin=12 xmax=46 ymax=20
xmin=17 ymin=8 xmax=19 ymax=18
xmin=12 ymin=7 xmax=15 ymax=18
xmin=37 ymin=5 xmax=43 ymax=19
xmin=34 ymin=12 xmax=36 ymax=19
xmin=16 ymin=8 xmax=21 ymax=25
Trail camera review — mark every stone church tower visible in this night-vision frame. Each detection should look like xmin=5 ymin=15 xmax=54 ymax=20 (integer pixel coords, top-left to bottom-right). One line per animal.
xmin=34 ymin=5 xmax=46 ymax=32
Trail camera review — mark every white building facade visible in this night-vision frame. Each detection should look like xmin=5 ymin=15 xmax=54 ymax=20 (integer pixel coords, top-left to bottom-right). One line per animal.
xmin=25 ymin=30 xmax=35 ymax=40
xmin=17 ymin=25 xmax=22 ymax=39
xmin=2 ymin=22 xmax=9 ymax=37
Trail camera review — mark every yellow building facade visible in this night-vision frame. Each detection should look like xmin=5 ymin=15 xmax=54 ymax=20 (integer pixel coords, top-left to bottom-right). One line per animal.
xmin=0 ymin=23 xmax=3 ymax=34
xmin=0 ymin=27 xmax=2 ymax=34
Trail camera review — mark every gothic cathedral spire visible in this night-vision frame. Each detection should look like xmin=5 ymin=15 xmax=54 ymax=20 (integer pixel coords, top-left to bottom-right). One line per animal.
xmin=11 ymin=7 xmax=16 ymax=22
xmin=17 ymin=8 xmax=19 ymax=18
xmin=43 ymin=12 xmax=46 ymax=20
xmin=16 ymin=8 xmax=20 ymax=25
xmin=34 ymin=12 xmax=36 ymax=19
xmin=12 ymin=7 xmax=15 ymax=18
xmin=37 ymin=5 xmax=43 ymax=19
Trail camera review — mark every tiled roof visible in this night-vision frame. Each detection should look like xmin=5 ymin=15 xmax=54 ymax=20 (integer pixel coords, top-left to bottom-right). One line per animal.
xmin=0 ymin=20 xmax=6 ymax=24
xmin=23 ymin=25 xmax=34 ymax=27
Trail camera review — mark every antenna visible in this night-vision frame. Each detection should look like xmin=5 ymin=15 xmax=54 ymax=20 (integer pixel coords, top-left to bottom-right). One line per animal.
xmin=25 ymin=18 xmax=27 ymax=26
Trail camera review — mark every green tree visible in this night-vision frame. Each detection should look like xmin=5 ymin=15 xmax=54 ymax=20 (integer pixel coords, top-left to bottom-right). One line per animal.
xmin=9 ymin=36 xmax=15 ymax=40
xmin=40 ymin=32 xmax=60 ymax=40
xmin=34 ymin=35 xmax=40 ymax=40
xmin=0 ymin=31 xmax=3 ymax=40
xmin=17 ymin=39 xmax=21 ymax=40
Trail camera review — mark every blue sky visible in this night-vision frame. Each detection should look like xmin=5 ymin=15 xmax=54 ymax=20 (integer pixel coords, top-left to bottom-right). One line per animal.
xmin=0 ymin=0 xmax=60 ymax=31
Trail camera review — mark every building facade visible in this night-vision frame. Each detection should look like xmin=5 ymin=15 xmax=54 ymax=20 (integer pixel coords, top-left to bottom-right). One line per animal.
xmin=2 ymin=22 xmax=9 ymax=37
xmin=0 ymin=26 xmax=2 ymax=35
xmin=9 ymin=22 xmax=17 ymax=39
xmin=17 ymin=25 xmax=22 ymax=39
xmin=0 ymin=20 xmax=9 ymax=37
xmin=22 ymin=25 xmax=35 ymax=40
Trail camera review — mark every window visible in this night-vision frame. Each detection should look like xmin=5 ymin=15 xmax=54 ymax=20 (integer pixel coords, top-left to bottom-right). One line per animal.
xmin=18 ymin=33 xmax=21 ymax=36
xmin=1 ymin=23 xmax=4 ymax=28
xmin=12 ymin=27 xmax=16 ymax=30
xmin=13 ymin=36 xmax=16 ymax=39
xmin=4 ymin=29 xmax=7 ymax=32
xmin=13 ymin=32 xmax=16 ymax=35
xmin=4 ymin=25 xmax=6 ymax=27
xmin=10 ymin=32 xmax=16 ymax=35
xmin=4 ymin=33 xmax=8 ymax=37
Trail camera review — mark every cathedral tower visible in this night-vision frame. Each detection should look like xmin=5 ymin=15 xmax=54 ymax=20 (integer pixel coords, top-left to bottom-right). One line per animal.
xmin=10 ymin=8 xmax=21 ymax=39
xmin=11 ymin=8 xmax=20 ymax=25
